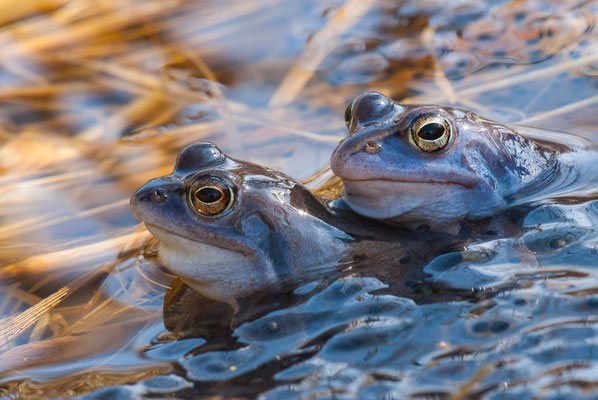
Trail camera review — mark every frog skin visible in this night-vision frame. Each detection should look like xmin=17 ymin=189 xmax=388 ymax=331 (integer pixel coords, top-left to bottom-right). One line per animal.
xmin=330 ymin=92 xmax=598 ymax=231
xmin=130 ymin=142 xmax=454 ymax=309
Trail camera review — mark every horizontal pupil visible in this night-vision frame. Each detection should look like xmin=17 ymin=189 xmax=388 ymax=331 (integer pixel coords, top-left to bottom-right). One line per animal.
xmin=196 ymin=187 xmax=223 ymax=203
xmin=418 ymin=122 xmax=445 ymax=140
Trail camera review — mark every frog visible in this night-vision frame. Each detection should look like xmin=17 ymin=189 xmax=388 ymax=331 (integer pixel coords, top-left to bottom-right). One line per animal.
xmin=330 ymin=91 xmax=598 ymax=232
xmin=130 ymin=142 xmax=457 ymax=309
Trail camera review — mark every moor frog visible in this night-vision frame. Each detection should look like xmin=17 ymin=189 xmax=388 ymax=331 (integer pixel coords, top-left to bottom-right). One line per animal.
xmin=130 ymin=142 xmax=456 ymax=309
xmin=331 ymin=92 xmax=598 ymax=232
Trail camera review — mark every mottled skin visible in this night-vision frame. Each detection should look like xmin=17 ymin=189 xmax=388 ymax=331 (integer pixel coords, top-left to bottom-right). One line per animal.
xmin=331 ymin=92 xmax=597 ymax=230
xmin=131 ymin=142 xmax=453 ymax=308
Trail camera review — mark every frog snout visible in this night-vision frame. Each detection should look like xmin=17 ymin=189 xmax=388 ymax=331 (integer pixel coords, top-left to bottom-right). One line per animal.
xmin=130 ymin=178 xmax=182 ymax=221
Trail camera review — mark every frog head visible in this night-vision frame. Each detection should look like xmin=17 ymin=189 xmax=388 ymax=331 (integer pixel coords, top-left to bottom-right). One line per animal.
xmin=331 ymin=92 xmax=548 ymax=228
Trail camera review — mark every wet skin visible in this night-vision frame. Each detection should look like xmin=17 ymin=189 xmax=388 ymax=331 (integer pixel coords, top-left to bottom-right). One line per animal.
xmin=331 ymin=92 xmax=598 ymax=231
xmin=130 ymin=142 xmax=455 ymax=308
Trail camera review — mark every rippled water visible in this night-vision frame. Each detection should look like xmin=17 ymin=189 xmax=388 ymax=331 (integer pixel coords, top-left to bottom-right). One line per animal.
xmin=1 ymin=0 xmax=598 ymax=399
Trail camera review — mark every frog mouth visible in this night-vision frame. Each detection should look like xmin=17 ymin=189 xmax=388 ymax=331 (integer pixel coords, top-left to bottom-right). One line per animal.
xmin=342 ymin=177 xmax=474 ymax=189
xmin=143 ymin=223 xmax=250 ymax=255
xmin=144 ymin=223 xmax=216 ymax=247
xmin=340 ymin=178 xmax=476 ymax=221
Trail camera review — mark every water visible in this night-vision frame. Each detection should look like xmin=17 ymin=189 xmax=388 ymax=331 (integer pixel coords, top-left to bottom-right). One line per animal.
xmin=1 ymin=0 xmax=598 ymax=398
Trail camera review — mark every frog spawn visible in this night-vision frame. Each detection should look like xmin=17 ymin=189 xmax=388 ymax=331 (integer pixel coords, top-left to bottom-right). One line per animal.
xmin=325 ymin=0 xmax=592 ymax=85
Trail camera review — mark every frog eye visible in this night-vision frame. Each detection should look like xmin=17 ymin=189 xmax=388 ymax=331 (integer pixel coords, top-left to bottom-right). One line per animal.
xmin=409 ymin=114 xmax=452 ymax=152
xmin=189 ymin=176 xmax=234 ymax=216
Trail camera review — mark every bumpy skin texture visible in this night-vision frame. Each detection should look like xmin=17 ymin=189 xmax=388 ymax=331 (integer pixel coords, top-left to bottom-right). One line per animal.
xmin=331 ymin=92 xmax=564 ymax=227
xmin=131 ymin=142 xmax=450 ymax=307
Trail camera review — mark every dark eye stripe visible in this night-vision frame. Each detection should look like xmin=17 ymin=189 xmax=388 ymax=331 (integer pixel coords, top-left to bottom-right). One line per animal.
xmin=195 ymin=187 xmax=223 ymax=203
xmin=417 ymin=122 xmax=445 ymax=141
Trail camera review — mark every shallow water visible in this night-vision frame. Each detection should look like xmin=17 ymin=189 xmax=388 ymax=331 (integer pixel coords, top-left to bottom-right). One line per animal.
xmin=1 ymin=0 xmax=598 ymax=398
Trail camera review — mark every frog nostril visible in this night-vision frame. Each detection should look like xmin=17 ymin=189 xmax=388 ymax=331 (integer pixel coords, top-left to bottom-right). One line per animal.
xmin=151 ymin=188 xmax=168 ymax=203
xmin=364 ymin=141 xmax=381 ymax=154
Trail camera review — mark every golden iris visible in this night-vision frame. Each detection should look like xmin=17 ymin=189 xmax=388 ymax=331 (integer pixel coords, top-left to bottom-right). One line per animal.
xmin=189 ymin=176 xmax=234 ymax=216
xmin=409 ymin=114 xmax=452 ymax=152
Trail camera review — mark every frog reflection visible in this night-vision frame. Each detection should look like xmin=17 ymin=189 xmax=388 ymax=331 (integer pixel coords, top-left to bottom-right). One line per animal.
xmin=331 ymin=92 xmax=598 ymax=232
xmin=131 ymin=142 xmax=455 ymax=310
